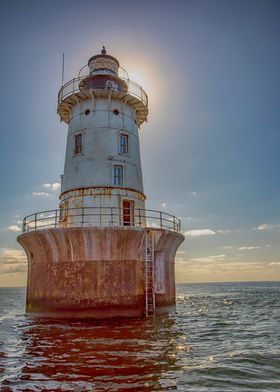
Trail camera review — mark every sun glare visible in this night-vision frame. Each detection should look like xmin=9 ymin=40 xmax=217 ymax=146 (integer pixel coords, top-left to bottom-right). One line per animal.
xmin=123 ymin=63 xmax=165 ymax=114
xmin=127 ymin=70 xmax=146 ymax=87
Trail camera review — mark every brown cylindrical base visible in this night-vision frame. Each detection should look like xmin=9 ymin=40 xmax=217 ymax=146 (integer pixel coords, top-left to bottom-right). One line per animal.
xmin=17 ymin=227 xmax=184 ymax=318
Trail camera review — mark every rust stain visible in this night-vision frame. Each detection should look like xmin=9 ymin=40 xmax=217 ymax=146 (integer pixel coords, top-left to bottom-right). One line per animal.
xmin=60 ymin=186 xmax=146 ymax=200
xmin=18 ymin=227 xmax=183 ymax=318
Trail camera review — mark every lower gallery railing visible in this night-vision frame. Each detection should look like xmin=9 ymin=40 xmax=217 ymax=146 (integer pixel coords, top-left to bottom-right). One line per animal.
xmin=22 ymin=207 xmax=181 ymax=234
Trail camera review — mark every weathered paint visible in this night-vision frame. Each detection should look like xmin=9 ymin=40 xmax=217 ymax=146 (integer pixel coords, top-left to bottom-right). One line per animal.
xmin=61 ymin=98 xmax=144 ymax=194
xmin=18 ymin=49 xmax=185 ymax=318
xmin=59 ymin=96 xmax=146 ymax=224
xmin=17 ymin=227 xmax=184 ymax=318
xmin=59 ymin=187 xmax=146 ymax=227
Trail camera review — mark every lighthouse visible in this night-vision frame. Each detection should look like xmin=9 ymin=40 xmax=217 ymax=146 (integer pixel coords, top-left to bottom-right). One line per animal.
xmin=17 ymin=48 xmax=184 ymax=318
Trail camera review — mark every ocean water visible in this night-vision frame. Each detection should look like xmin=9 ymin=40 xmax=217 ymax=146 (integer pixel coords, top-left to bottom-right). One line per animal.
xmin=0 ymin=282 xmax=280 ymax=391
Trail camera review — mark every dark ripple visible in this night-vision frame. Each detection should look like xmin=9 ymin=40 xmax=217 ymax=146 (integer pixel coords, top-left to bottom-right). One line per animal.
xmin=1 ymin=282 xmax=280 ymax=391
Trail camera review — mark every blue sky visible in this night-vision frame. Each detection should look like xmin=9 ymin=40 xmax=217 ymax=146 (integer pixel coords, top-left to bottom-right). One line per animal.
xmin=1 ymin=0 xmax=280 ymax=285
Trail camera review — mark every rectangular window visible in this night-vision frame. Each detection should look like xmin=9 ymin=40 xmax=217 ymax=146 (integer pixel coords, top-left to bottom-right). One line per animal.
xmin=113 ymin=165 xmax=123 ymax=186
xmin=74 ymin=133 xmax=83 ymax=155
xmin=119 ymin=134 xmax=129 ymax=155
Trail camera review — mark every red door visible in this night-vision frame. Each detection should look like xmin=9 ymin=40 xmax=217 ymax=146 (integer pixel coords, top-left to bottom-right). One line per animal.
xmin=123 ymin=200 xmax=134 ymax=226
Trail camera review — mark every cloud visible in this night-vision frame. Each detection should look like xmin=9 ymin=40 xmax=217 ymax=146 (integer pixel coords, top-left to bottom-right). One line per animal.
xmin=0 ymin=248 xmax=27 ymax=274
xmin=31 ymin=183 xmax=61 ymax=198
xmin=216 ymin=229 xmax=240 ymax=234
xmin=161 ymin=202 xmax=167 ymax=208
xmin=188 ymin=191 xmax=198 ymax=196
xmin=254 ymin=224 xmax=280 ymax=231
xmin=0 ymin=248 xmax=26 ymax=264
xmin=42 ymin=183 xmax=61 ymax=191
xmin=185 ymin=216 xmax=199 ymax=222
xmin=32 ymin=191 xmax=51 ymax=197
xmin=189 ymin=254 xmax=226 ymax=263
xmin=184 ymin=229 xmax=216 ymax=237
xmin=269 ymin=262 xmax=280 ymax=266
xmin=238 ymin=246 xmax=260 ymax=251
xmin=7 ymin=225 xmax=21 ymax=232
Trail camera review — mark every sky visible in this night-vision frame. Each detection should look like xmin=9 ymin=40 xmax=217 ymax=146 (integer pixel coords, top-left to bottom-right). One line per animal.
xmin=1 ymin=0 xmax=280 ymax=286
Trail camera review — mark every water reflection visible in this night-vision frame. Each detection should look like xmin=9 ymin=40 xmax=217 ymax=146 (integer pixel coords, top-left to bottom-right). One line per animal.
xmin=6 ymin=314 xmax=183 ymax=391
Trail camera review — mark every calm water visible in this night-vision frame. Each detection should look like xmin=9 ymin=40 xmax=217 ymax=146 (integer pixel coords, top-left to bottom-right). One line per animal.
xmin=0 ymin=282 xmax=280 ymax=391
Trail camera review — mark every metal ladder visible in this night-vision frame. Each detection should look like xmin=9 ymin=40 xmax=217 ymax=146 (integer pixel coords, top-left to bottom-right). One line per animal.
xmin=141 ymin=230 xmax=155 ymax=317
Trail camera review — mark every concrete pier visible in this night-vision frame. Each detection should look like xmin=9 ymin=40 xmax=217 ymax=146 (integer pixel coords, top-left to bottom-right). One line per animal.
xmin=18 ymin=227 xmax=184 ymax=318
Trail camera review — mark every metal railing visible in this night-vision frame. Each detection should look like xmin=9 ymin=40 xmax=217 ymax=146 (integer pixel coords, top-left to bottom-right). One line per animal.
xmin=58 ymin=75 xmax=148 ymax=108
xmin=22 ymin=207 xmax=181 ymax=234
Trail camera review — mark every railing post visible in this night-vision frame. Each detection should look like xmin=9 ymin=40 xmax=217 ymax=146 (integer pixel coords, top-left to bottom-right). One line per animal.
xmin=139 ymin=209 xmax=141 ymax=227
xmin=34 ymin=213 xmax=37 ymax=231
xmin=110 ymin=207 xmax=113 ymax=226
xmin=55 ymin=210 xmax=58 ymax=228
xmin=160 ymin=212 xmax=163 ymax=229
xmin=99 ymin=207 xmax=102 ymax=227
xmin=23 ymin=218 xmax=25 ymax=233
xmin=173 ymin=216 xmax=176 ymax=231
xmin=81 ymin=207 xmax=84 ymax=227
xmin=119 ymin=207 xmax=121 ymax=227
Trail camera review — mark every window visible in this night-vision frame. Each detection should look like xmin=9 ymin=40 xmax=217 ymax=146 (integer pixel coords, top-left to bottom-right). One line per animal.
xmin=74 ymin=133 xmax=83 ymax=155
xmin=113 ymin=165 xmax=123 ymax=186
xmin=119 ymin=134 xmax=129 ymax=155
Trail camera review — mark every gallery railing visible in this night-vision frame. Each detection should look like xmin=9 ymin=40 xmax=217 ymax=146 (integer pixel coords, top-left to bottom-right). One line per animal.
xmin=58 ymin=75 xmax=148 ymax=108
xmin=22 ymin=207 xmax=181 ymax=234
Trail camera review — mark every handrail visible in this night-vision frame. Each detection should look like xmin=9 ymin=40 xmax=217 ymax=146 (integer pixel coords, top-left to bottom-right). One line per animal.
xmin=21 ymin=207 xmax=181 ymax=234
xmin=57 ymin=75 xmax=148 ymax=109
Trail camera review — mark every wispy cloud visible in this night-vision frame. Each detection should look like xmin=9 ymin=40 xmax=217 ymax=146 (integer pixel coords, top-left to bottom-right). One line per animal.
xmin=184 ymin=228 xmax=240 ymax=237
xmin=184 ymin=229 xmax=216 ymax=237
xmin=189 ymin=254 xmax=226 ymax=262
xmin=221 ymin=244 xmax=269 ymax=251
xmin=0 ymin=248 xmax=27 ymax=274
xmin=216 ymin=229 xmax=240 ymax=234
xmin=269 ymin=262 xmax=280 ymax=266
xmin=7 ymin=225 xmax=21 ymax=232
xmin=32 ymin=191 xmax=52 ymax=197
xmin=31 ymin=182 xmax=61 ymax=198
xmin=254 ymin=224 xmax=280 ymax=231
xmin=161 ymin=202 xmax=167 ymax=208
xmin=6 ymin=220 xmax=22 ymax=233
xmin=185 ymin=216 xmax=200 ymax=222
xmin=42 ymin=183 xmax=61 ymax=191
xmin=238 ymin=246 xmax=260 ymax=251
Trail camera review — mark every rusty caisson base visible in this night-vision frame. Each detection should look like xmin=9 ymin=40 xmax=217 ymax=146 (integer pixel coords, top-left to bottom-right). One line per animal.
xmin=17 ymin=227 xmax=184 ymax=319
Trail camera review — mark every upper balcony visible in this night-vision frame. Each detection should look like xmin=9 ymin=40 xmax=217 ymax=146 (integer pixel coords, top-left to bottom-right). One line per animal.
xmin=57 ymin=74 xmax=149 ymax=126
xmin=21 ymin=207 xmax=181 ymax=235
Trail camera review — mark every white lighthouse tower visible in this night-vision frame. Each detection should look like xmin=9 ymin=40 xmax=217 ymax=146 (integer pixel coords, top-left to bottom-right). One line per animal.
xmin=18 ymin=48 xmax=184 ymax=318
